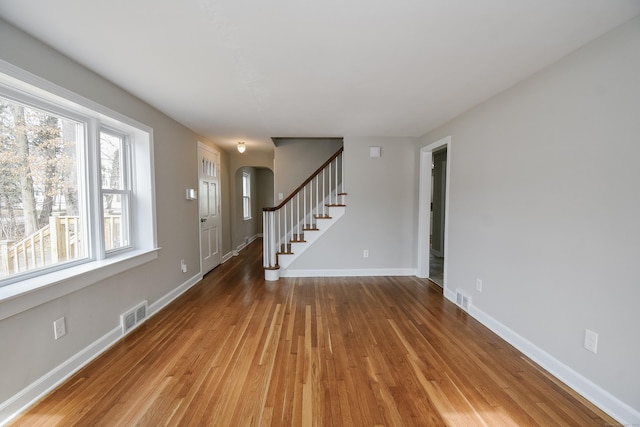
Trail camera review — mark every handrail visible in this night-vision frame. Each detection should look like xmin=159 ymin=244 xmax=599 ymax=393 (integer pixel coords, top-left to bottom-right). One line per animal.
xmin=263 ymin=147 xmax=344 ymax=212
xmin=262 ymin=147 xmax=345 ymax=278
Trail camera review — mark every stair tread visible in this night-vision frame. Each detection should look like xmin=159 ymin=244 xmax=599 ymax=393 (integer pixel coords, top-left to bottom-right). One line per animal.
xmin=325 ymin=204 xmax=346 ymax=207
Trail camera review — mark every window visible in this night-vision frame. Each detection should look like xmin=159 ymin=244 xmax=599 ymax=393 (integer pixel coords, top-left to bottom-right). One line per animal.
xmin=242 ymin=172 xmax=251 ymax=220
xmin=0 ymin=64 xmax=156 ymax=289
xmin=100 ymin=130 xmax=131 ymax=251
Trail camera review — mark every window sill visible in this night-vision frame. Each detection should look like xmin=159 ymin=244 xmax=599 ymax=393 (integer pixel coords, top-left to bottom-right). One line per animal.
xmin=0 ymin=248 xmax=161 ymax=321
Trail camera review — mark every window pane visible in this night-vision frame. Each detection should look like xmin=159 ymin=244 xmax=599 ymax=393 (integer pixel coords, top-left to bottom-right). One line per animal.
xmin=102 ymin=193 xmax=128 ymax=250
xmin=0 ymin=95 xmax=85 ymax=279
xmin=242 ymin=174 xmax=249 ymax=197
xmin=100 ymin=131 xmax=124 ymax=190
xmin=243 ymin=197 xmax=250 ymax=219
xmin=100 ymin=130 xmax=130 ymax=252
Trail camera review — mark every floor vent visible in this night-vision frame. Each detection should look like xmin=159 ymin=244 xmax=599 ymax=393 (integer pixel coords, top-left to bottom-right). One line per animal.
xmin=121 ymin=301 xmax=148 ymax=334
xmin=455 ymin=290 xmax=471 ymax=312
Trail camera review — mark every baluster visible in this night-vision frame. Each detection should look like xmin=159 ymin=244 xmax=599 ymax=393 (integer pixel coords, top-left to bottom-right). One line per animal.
xmin=322 ymin=168 xmax=325 ymax=216
xmin=328 ymin=161 xmax=332 ymax=205
xmin=283 ymin=204 xmax=287 ymax=252
xmin=272 ymin=211 xmax=277 ymax=265
xmin=263 ymin=211 xmax=267 ymax=267
xmin=340 ymin=152 xmax=344 ymax=195
xmin=39 ymin=230 xmax=44 ymax=266
xmin=276 ymin=210 xmax=280 ymax=257
xmin=29 ymin=236 xmax=35 ymax=268
xmin=21 ymin=242 xmax=27 ymax=271
xmin=295 ymin=193 xmax=299 ymax=239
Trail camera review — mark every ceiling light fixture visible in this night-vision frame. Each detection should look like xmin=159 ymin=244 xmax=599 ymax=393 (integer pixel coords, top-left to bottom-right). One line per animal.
xmin=237 ymin=141 xmax=246 ymax=153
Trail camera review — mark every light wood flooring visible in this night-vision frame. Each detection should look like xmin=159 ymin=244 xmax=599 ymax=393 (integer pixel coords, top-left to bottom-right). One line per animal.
xmin=10 ymin=239 xmax=617 ymax=426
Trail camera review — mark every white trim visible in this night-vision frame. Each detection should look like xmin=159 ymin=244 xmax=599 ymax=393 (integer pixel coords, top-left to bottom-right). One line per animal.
xmin=0 ymin=60 xmax=152 ymax=133
xmin=0 ymin=59 xmax=158 ymax=318
xmin=280 ymin=268 xmax=417 ymax=278
xmin=0 ymin=249 xmax=160 ymax=321
xmin=0 ymin=272 xmax=202 ymax=426
xmin=417 ymin=137 xmax=451 ymax=289
xmin=442 ymin=289 xmax=640 ymax=425
xmin=222 ymin=251 xmax=235 ymax=263
xmin=197 ymin=141 xmax=222 ymax=275
xmin=148 ymin=273 xmax=202 ymax=316
xmin=233 ymin=234 xmax=262 ymax=256
xmin=0 ymin=325 xmax=121 ymax=426
xmin=222 ymin=234 xmax=261 ymax=264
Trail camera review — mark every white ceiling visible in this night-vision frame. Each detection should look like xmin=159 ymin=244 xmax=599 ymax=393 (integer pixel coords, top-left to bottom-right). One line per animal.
xmin=1 ymin=1 xmax=639 ymax=152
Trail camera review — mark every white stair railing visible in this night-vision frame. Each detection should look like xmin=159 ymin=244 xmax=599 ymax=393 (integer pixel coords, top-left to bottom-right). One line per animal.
xmin=263 ymin=148 xmax=345 ymax=279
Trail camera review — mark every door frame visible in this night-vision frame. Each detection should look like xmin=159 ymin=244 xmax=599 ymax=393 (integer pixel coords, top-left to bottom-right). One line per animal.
xmin=197 ymin=141 xmax=222 ymax=275
xmin=417 ymin=136 xmax=451 ymax=286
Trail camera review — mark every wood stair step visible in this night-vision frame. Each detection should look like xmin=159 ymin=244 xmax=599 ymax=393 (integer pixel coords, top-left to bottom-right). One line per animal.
xmin=303 ymin=225 xmax=319 ymax=231
xmin=314 ymin=214 xmax=332 ymax=219
xmin=290 ymin=233 xmax=306 ymax=243
xmin=325 ymin=204 xmax=346 ymax=207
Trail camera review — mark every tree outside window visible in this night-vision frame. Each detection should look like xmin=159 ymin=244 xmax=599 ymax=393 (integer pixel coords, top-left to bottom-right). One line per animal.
xmin=0 ymin=95 xmax=84 ymax=278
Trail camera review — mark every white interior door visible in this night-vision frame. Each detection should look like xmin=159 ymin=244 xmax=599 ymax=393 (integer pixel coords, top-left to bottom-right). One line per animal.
xmin=198 ymin=142 xmax=221 ymax=274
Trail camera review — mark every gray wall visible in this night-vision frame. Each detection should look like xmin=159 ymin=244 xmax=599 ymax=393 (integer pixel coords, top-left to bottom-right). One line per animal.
xmin=228 ymin=150 xmax=274 ymax=251
xmin=233 ymin=166 xmax=274 ymax=248
xmin=288 ymin=137 xmax=417 ymax=272
xmin=422 ymin=16 xmax=640 ymax=411
xmin=273 ymin=138 xmax=343 ymax=199
xmin=256 ymin=167 xmax=275 ymax=218
xmin=0 ymin=19 xmax=230 ymax=403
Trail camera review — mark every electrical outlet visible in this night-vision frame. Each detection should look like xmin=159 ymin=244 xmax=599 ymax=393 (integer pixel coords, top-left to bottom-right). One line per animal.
xmin=584 ymin=329 xmax=598 ymax=353
xmin=363 ymin=249 xmax=369 ymax=258
xmin=476 ymin=278 xmax=482 ymax=292
xmin=180 ymin=259 xmax=187 ymax=273
xmin=54 ymin=317 xmax=66 ymax=340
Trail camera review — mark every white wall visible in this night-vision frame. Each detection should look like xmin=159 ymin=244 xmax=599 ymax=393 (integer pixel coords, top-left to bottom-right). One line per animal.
xmin=422 ymin=16 xmax=640 ymax=416
xmin=0 ymin=19 xmax=229 ymax=418
xmin=288 ymin=137 xmax=417 ymax=273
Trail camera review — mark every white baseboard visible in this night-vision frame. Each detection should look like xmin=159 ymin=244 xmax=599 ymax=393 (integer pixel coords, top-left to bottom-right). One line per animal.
xmin=281 ymin=268 xmax=417 ymax=278
xmin=443 ymin=288 xmax=639 ymax=425
xmin=222 ymin=251 xmax=235 ymax=263
xmin=233 ymin=233 xmax=261 ymax=256
xmin=0 ymin=326 xmax=121 ymax=426
xmin=148 ymin=272 xmax=202 ymax=316
xmin=0 ymin=273 xmax=203 ymax=427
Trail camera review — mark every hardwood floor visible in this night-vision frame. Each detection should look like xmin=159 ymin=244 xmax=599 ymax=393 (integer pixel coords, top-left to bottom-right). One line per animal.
xmin=11 ymin=239 xmax=616 ymax=426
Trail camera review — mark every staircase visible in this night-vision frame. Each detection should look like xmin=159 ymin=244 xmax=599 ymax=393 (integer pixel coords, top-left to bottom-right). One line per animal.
xmin=263 ymin=148 xmax=345 ymax=280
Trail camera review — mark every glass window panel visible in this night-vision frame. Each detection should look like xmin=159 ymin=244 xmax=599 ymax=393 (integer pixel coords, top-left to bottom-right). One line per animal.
xmin=102 ymin=193 xmax=128 ymax=250
xmin=100 ymin=131 xmax=124 ymax=190
xmin=0 ymin=95 xmax=86 ymax=279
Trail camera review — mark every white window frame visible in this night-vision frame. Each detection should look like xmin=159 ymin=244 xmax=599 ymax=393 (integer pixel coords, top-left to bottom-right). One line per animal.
xmin=0 ymin=60 xmax=158 ymax=321
xmin=99 ymin=127 xmax=133 ymax=253
xmin=242 ymin=171 xmax=251 ymax=220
